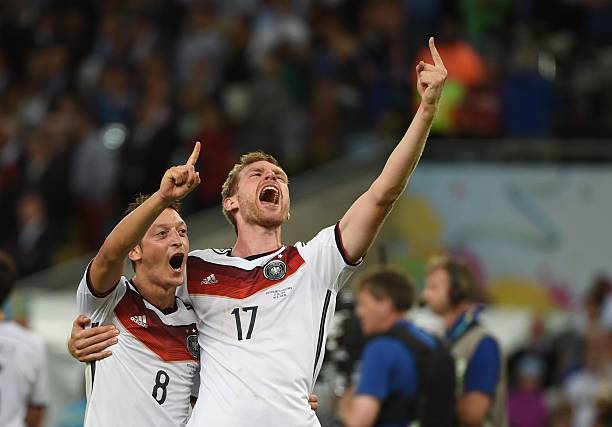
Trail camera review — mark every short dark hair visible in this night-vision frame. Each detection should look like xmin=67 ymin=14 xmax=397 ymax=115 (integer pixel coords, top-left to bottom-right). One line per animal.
xmin=354 ymin=267 xmax=415 ymax=312
xmin=0 ymin=251 xmax=18 ymax=307
xmin=123 ymin=194 xmax=182 ymax=217
xmin=124 ymin=194 xmax=182 ymax=271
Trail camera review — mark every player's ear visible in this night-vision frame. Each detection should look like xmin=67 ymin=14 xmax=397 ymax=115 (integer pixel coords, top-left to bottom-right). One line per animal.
xmin=128 ymin=244 xmax=143 ymax=264
xmin=223 ymin=197 xmax=237 ymax=214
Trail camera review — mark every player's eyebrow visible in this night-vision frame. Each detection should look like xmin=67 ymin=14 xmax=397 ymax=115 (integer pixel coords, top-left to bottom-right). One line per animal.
xmin=152 ymin=220 xmax=187 ymax=230
xmin=245 ymin=164 xmax=288 ymax=182
xmin=273 ymin=167 xmax=288 ymax=181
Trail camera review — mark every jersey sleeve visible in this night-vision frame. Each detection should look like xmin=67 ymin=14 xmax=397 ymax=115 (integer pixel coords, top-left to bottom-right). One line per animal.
xmin=355 ymin=338 xmax=399 ymax=401
xmin=28 ymin=336 xmax=49 ymax=407
xmin=76 ymin=261 xmax=127 ymax=324
xmin=297 ymin=223 xmax=363 ymax=292
xmin=463 ymin=336 xmax=501 ymax=396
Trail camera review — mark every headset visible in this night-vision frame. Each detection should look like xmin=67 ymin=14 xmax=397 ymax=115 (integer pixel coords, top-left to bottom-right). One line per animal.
xmin=446 ymin=260 xmax=473 ymax=306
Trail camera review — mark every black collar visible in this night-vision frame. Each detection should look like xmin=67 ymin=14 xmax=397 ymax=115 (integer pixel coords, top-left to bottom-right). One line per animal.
xmin=228 ymin=248 xmax=282 ymax=261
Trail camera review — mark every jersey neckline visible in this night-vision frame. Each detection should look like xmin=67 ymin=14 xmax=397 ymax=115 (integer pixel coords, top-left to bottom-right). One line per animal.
xmin=227 ymin=247 xmax=284 ymax=261
xmin=128 ymin=279 xmax=179 ymax=315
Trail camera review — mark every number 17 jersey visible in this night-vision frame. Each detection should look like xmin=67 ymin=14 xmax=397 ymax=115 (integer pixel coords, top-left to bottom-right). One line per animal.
xmin=181 ymin=224 xmax=360 ymax=427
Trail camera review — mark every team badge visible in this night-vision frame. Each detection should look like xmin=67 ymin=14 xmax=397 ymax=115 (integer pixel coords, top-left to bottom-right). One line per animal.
xmin=263 ymin=259 xmax=287 ymax=280
xmin=186 ymin=334 xmax=199 ymax=359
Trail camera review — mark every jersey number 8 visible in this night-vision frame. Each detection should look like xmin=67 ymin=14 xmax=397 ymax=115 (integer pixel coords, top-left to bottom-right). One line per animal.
xmin=152 ymin=370 xmax=170 ymax=405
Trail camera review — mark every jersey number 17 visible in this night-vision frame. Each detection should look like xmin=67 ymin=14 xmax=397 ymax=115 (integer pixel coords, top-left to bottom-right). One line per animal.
xmin=231 ymin=306 xmax=258 ymax=340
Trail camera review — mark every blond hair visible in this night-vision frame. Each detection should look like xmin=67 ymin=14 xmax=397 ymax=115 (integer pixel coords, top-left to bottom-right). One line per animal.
xmin=221 ymin=151 xmax=281 ymax=229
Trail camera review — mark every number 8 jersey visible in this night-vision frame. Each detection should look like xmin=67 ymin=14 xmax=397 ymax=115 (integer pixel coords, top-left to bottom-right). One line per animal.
xmin=181 ymin=224 xmax=361 ymax=427
xmin=76 ymin=266 xmax=200 ymax=427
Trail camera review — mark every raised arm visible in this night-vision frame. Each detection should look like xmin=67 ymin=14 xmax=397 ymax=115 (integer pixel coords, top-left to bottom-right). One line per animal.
xmin=88 ymin=142 xmax=202 ymax=295
xmin=339 ymin=37 xmax=447 ymax=263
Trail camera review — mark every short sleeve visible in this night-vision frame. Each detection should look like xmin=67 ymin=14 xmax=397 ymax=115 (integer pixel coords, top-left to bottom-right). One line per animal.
xmin=355 ymin=339 xmax=399 ymax=401
xmin=297 ymin=223 xmax=362 ymax=292
xmin=76 ymin=261 xmax=127 ymax=324
xmin=464 ymin=336 xmax=501 ymax=396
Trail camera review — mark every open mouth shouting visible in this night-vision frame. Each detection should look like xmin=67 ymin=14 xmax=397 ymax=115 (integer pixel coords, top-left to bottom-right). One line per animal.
xmin=169 ymin=253 xmax=185 ymax=272
xmin=259 ymin=185 xmax=280 ymax=206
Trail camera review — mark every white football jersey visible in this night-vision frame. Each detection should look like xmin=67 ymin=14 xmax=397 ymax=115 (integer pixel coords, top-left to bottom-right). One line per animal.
xmin=181 ymin=224 xmax=360 ymax=427
xmin=0 ymin=321 xmax=48 ymax=427
xmin=77 ymin=268 xmax=200 ymax=427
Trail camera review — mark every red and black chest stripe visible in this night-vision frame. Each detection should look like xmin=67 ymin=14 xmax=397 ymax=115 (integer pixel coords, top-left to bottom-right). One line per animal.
xmin=187 ymin=246 xmax=305 ymax=299
xmin=114 ymin=286 xmax=199 ymax=362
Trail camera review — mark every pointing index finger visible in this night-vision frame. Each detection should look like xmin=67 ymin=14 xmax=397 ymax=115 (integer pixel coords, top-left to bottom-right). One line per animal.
xmin=429 ymin=37 xmax=446 ymax=70
xmin=186 ymin=141 xmax=201 ymax=166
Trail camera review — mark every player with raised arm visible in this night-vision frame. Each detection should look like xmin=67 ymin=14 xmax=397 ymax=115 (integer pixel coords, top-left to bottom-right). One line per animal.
xmin=71 ymin=37 xmax=446 ymax=426
xmin=181 ymin=37 xmax=447 ymax=427
xmin=77 ymin=144 xmax=202 ymax=427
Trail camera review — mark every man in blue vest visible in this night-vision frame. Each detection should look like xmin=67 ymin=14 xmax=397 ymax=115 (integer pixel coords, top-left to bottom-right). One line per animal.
xmin=422 ymin=255 xmax=508 ymax=427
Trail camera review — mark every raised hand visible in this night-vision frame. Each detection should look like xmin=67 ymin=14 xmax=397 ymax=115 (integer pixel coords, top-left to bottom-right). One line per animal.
xmin=159 ymin=141 xmax=202 ymax=204
xmin=416 ymin=37 xmax=447 ymax=107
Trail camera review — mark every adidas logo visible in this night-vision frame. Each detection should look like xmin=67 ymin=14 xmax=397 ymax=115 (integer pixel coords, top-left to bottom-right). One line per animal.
xmin=201 ymin=274 xmax=218 ymax=285
xmin=130 ymin=315 xmax=148 ymax=328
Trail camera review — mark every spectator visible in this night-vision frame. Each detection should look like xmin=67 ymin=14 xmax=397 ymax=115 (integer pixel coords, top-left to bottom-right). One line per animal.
xmin=93 ymin=61 xmax=134 ymax=125
xmin=562 ymin=329 xmax=612 ymax=427
xmin=508 ymin=316 xmax=556 ymax=389
xmin=11 ymin=192 xmax=54 ymax=276
xmin=70 ymin=106 xmax=119 ymax=250
xmin=175 ymin=3 xmax=229 ymax=98
xmin=0 ymin=111 xmax=21 ymax=246
xmin=190 ymin=102 xmax=236 ymax=210
xmin=460 ymin=0 xmax=512 ymax=47
xmin=501 ymin=31 xmax=557 ymax=137
xmin=508 ymin=355 xmax=550 ymax=427
xmin=248 ymin=0 xmax=310 ymax=67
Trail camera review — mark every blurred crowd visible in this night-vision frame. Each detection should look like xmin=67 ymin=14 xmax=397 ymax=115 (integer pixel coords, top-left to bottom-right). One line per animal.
xmin=505 ymin=276 xmax=612 ymax=427
xmin=1 ymin=0 xmax=612 ymax=277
